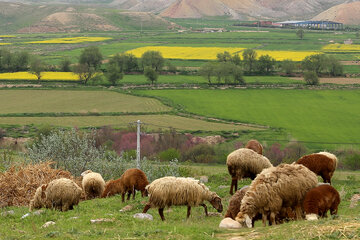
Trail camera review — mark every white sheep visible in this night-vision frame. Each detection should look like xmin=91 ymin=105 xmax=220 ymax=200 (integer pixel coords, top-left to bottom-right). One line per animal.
xmin=226 ymin=148 xmax=273 ymax=195
xmin=235 ymin=163 xmax=318 ymax=227
xmin=29 ymin=178 xmax=82 ymax=212
xmin=142 ymin=176 xmax=223 ymax=221
xmin=81 ymin=170 xmax=106 ymax=200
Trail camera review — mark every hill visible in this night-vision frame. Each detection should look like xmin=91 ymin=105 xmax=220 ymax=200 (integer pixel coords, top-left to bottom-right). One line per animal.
xmin=0 ymin=2 xmax=178 ymax=33
xmin=312 ymin=1 xmax=360 ymax=25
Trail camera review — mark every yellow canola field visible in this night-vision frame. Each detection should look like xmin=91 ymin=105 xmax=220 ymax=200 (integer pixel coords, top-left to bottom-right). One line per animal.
xmin=127 ymin=46 xmax=245 ymax=60
xmin=26 ymin=37 xmax=111 ymax=44
xmin=127 ymin=46 xmax=318 ymax=61
xmin=322 ymin=44 xmax=360 ymax=52
xmin=0 ymin=43 xmax=11 ymax=46
xmin=0 ymin=35 xmax=16 ymax=38
xmin=0 ymin=72 xmax=79 ymax=81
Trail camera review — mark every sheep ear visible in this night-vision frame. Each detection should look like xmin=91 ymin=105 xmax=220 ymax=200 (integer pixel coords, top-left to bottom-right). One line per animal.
xmin=245 ymin=215 xmax=252 ymax=228
xmin=41 ymin=184 xmax=48 ymax=191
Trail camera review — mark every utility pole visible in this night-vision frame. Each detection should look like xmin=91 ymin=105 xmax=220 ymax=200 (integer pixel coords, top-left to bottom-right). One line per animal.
xmin=136 ymin=120 xmax=141 ymax=169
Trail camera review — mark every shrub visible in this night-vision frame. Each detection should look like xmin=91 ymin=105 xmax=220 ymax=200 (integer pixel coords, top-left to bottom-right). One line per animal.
xmin=182 ymin=144 xmax=215 ymax=163
xmin=0 ymin=149 xmax=15 ymax=172
xmin=343 ymin=153 xmax=360 ymax=170
xmin=158 ymin=148 xmax=181 ymax=162
xmin=304 ymin=71 xmax=319 ymax=85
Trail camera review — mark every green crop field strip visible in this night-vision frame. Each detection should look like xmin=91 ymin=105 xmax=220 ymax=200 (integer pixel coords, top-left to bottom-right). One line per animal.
xmin=0 ymin=90 xmax=170 ymax=114
xmin=136 ymin=89 xmax=360 ymax=145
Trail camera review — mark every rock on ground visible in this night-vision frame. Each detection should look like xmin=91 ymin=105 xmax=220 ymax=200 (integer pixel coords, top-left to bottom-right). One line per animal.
xmin=219 ymin=217 xmax=242 ymax=229
xmin=133 ymin=213 xmax=153 ymax=220
xmin=42 ymin=221 xmax=55 ymax=228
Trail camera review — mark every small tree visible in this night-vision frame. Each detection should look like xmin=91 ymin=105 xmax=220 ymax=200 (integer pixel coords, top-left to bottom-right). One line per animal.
xmin=106 ymin=62 xmax=123 ymax=86
xmin=302 ymin=54 xmax=327 ymax=75
xmin=216 ymin=51 xmax=232 ymax=62
xmin=242 ymin=49 xmax=257 ymax=74
xmin=304 ymin=71 xmax=319 ymax=85
xmin=73 ymin=63 xmax=94 ymax=84
xmin=199 ymin=62 xmax=215 ymax=84
xmin=144 ymin=66 xmax=158 ymax=85
xmin=141 ymin=51 xmax=164 ymax=72
xmin=281 ymin=59 xmax=296 ymax=75
xmin=257 ymin=54 xmax=276 ymax=74
xmin=30 ymin=57 xmax=45 ymax=81
xmin=326 ymin=56 xmax=343 ymax=76
xmin=60 ymin=57 xmax=72 ymax=72
xmin=296 ymin=29 xmax=304 ymax=40
xmin=75 ymin=46 xmax=103 ymax=84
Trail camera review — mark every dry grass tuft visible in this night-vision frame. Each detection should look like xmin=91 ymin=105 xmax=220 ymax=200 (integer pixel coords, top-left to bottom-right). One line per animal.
xmin=0 ymin=161 xmax=83 ymax=207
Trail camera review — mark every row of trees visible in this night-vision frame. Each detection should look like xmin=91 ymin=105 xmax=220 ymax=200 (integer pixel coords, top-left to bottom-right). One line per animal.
xmin=0 ymin=49 xmax=30 ymax=72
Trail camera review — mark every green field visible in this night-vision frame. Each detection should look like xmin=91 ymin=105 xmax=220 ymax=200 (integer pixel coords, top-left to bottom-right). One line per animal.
xmin=0 ymin=90 xmax=170 ymax=114
xmin=1 ymin=167 xmax=359 ymax=240
xmin=0 ymin=115 xmax=259 ymax=131
xmin=136 ymin=89 xmax=360 ymax=145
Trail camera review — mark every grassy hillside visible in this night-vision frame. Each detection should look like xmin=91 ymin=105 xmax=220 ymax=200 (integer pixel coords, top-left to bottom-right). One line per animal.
xmin=136 ymin=89 xmax=360 ymax=146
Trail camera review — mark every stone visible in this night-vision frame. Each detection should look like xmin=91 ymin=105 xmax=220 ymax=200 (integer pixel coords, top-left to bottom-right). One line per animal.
xmin=42 ymin=221 xmax=56 ymax=228
xmin=305 ymin=214 xmax=318 ymax=221
xmin=133 ymin=213 xmax=153 ymax=220
xmin=21 ymin=213 xmax=31 ymax=219
xmin=33 ymin=210 xmax=44 ymax=215
xmin=218 ymin=185 xmax=229 ymax=189
xmin=90 ymin=218 xmax=114 ymax=224
xmin=1 ymin=210 xmax=14 ymax=216
xmin=199 ymin=176 xmax=208 ymax=183
xmin=219 ymin=218 xmax=242 ymax=229
xmin=120 ymin=205 xmax=133 ymax=212
xmin=208 ymin=212 xmax=222 ymax=217
xmin=350 ymin=194 xmax=360 ymax=208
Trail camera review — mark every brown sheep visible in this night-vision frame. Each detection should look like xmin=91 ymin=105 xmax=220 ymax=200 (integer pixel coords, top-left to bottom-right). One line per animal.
xmin=297 ymin=152 xmax=338 ymax=184
xmin=303 ymin=185 xmax=340 ymax=220
xmin=245 ymin=139 xmax=263 ymax=155
xmin=227 ymin=148 xmax=273 ymax=195
xmin=101 ymin=168 xmax=149 ymax=202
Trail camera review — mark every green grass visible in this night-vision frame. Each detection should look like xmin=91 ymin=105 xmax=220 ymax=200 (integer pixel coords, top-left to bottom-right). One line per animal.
xmin=0 ymin=89 xmax=170 ymax=114
xmin=0 ymin=115 xmax=259 ymax=131
xmin=1 ymin=167 xmax=359 ymax=239
xmin=135 ymin=89 xmax=360 ymax=146
xmin=343 ymin=65 xmax=360 ymax=74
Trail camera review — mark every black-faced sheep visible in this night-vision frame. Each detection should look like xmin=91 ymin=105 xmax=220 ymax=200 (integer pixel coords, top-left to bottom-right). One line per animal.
xmin=297 ymin=151 xmax=338 ymax=184
xmin=29 ymin=178 xmax=82 ymax=212
xmin=303 ymin=184 xmax=340 ymax=220
xmin=245 ymin=139 xmax=263 ymax=155
xmin=81 ymin=170 xmax=106 ymax=200
xmin=143 ymin=177 xmax=223 ymax=221
xmin=226 ymin=148 xmax=273 ymax=195
xmin=235 ymin=163 xmax=318 ymax=227
xmin=101 ymin=168 xmax=149 ymax=201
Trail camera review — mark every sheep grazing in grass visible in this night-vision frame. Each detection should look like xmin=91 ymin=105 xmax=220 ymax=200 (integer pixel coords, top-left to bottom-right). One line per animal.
xmin=225 ymin=186 xmax=295 ymax=226
xmin=297 ymin=152 xmax=338 ymax=184
xmin=235 ymin=163 xmax=318 ymax=227
xmin=29 ymin=178 xmax=82 ymax=212
xmin=101 ymin=168 xmax=149 ymax=201
xmin=81 ymin=170 xmax=106 ymax=200
xmin=303 ymin=184 xmax=340 ymax=220
xmin=143 ymin=177 xmax=223 ymax=221
xmin=245 ymin=139 xmax=263 ymax=155
xmin=226 ymin=148 xmax=273 ymax=195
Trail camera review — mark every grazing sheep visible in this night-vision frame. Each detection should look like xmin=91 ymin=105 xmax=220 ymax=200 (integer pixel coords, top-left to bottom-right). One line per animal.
xmin=303 ymin=185 xmax=340 ymax=220
xmin=235 ymin=163 xmax=318 ymax=227
xmin=101 ymin=168 xmax=149 ymax=202
xmin=225 ymin=186 xmax=294 ymax=225
xmin=143 ymin=177 xmax=223 ymax=221
xmin=297 ymin=152 xmax=338 ymax=184
xmin=81 ymin=170 xmax=106 ymax=200
xmin=226 ymin=148 xmax=273 ymax=195
xmin=245 ymin=139 xmax=263 ymax=155
xmin=29 ymin=178 xmax=82 ymax=212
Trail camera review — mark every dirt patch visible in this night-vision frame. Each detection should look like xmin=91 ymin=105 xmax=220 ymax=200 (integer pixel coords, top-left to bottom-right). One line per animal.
xmin=291 ymin=77 xmax=360 ymax=85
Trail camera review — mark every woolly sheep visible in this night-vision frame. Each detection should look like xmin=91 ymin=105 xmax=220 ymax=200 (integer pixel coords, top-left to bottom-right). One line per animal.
xmin=225 ymin=186 xmax=294 ymax=225
xmin=29 ymin=178 xmax=82 ymax=212
xmin=101 ymin=168 xmax=149 ymax=201
xmin=226 ymin=148 xmax=273 ymax=195
xmin=297 ymin=152 xmax=338 ymax=184
xmin=303 ymin=184 xmax=340 ymax=220
xmin=143 ymin=176 xmax=223 ymax=221
xmin=81 ymin=170 xmax=106 ymax=200
xmin=235 ymin=163 xmax=318 ymax=227
xmin=245 ymin=139 xmax=263 ymax=155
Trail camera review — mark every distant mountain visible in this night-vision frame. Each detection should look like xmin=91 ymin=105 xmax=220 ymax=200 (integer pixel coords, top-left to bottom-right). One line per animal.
xmin=312 ymin=1 xmax=360 ymax=25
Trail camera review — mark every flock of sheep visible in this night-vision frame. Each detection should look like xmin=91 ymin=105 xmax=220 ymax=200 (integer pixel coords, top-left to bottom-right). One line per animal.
xmin=29 ymin=139 xmax=341 ymax=228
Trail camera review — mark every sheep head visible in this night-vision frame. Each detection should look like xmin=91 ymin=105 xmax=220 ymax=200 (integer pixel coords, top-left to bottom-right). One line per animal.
xmin=29 ymin=184 xmax=48 ymax=211
xmin=235 ymin=212 xmax=253 ymax=228
xmin=209 ymin=196 xmax=223 ymax=213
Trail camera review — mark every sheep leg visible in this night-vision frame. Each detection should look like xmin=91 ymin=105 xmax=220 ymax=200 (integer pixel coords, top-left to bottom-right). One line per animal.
xmin=159 ymin=208 xmax=165 ymax=221
xmin=269 ymin=212 xmax=276 ymax=226
xmin=262 ymin=214 xmax=267 ymax=227
xmin=234 ymin=179 xmax=238 ymax=193
xmin=201 ymin=203 xmax=208 ymax=216
xmin=143 ymin=203 xmax=151 ymax=213
xmin=187 ymin=206 xmax=191 ymax=218
xmin=127 ymin=191 xmax=132 ymax=200
xmin=230 ymin=178 xmax=237 ymax=195
xmin=121 ymin=193 xmax=125 ymax=202
xmin=295 ymin=205 xmax=303 ymax=220
xmin=132 ymin=186 xmax=136 ymax=200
